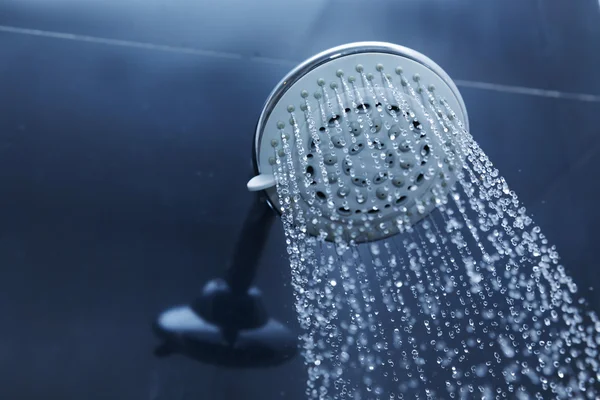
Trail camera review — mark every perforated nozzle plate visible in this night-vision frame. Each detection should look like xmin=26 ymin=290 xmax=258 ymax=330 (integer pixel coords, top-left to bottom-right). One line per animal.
xmin=252 ymin=42 xmax=469 ymax=243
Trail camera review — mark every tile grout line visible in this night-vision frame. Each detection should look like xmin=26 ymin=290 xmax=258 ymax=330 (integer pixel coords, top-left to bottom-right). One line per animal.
xmin=453 ymin=80 xmax=600 ymax=103
xmin=0 ymin=25 xmax=245 ymax=59
xmin=1 ymin=24 xmax=600 ymax=103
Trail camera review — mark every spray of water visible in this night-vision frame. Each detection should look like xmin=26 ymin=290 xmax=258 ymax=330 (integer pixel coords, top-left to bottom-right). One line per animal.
xmin=269 ymin=64 xmax=599 ymax=399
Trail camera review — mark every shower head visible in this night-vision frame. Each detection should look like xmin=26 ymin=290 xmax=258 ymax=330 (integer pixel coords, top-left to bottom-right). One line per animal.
xmin=248 ymin=42 xmax=469 ymax=243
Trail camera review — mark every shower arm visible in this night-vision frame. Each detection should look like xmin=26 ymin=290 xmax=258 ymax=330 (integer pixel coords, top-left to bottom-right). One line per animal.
xmin=152 ymin=190 xmax=298 ymax=368
xmin=224 ymin=193 xmax=275 ymax=294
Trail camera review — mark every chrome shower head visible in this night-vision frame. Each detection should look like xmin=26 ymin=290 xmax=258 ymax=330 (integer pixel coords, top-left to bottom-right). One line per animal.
xmin=248 ymin=42 xmax=469 ymax=243
xmin=152 ymin=42 xmax=470 ymax=369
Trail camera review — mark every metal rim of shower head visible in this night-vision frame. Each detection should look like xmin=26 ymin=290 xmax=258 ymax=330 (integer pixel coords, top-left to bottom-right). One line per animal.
xmin=249 ymin=41 xmax=470 ymax=243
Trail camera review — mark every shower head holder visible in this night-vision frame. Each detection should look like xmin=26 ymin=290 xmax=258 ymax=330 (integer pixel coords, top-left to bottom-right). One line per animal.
xmin=153 ymin=195 xmax=298 ymax=368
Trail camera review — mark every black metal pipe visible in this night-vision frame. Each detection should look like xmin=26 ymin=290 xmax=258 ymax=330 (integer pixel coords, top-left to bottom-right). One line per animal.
xmin=225 ymin=194 xmax=276 ymax=294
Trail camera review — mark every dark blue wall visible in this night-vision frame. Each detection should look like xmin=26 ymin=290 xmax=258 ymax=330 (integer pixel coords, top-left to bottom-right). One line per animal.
xmin=0 ymin=1 xmax=599 ymax=398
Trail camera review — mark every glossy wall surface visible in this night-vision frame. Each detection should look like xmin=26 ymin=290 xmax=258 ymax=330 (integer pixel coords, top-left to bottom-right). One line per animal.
xmin=0 ymin=1 xmax=599 ymax=398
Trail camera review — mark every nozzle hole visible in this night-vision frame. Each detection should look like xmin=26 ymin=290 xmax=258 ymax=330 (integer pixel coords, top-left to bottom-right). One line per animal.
xmin=356 ymin=103 xmax=371 ymax=113
xmin=328 ymin=114 xmax=342 ymax=126
xmin=396 ymin=196 xmax=408 ymax=204
xmin=338 ymin=206 xmax=352 ymax=216
xmin=386 ymin=104 xmax=401 ymax=115
xmin=316 ymin=191 xmax=327 ymax=201
xmin=306 ymin=165 xmax=314 ymax=176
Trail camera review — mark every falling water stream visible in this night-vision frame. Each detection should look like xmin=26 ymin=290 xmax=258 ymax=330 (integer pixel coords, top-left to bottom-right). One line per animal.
xmin=269 ymin=66 xmax=600 ymax=400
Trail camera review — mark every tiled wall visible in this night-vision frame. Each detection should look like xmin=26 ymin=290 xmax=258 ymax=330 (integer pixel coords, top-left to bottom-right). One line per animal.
xmin=0 ymin=1 xmax=598 ymax=398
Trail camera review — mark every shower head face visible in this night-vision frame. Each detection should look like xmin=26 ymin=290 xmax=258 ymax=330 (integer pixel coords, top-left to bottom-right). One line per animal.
xmin=251 ymin=42 xmax=468 ymax=243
